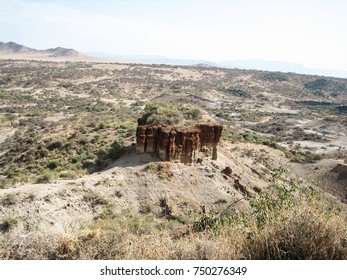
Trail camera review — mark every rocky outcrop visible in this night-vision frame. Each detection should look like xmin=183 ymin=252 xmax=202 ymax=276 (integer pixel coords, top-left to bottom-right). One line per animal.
xmin=136 ymin=123 xmax=223 ymax=164
xmin=331 ymin=164 xmax=347 ymax=181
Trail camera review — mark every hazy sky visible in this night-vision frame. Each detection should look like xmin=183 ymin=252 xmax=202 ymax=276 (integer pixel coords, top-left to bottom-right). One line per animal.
xmin=1 ymin=0 xmax=346 ymax=72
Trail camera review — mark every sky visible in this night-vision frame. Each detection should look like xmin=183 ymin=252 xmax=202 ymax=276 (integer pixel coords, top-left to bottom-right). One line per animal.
xmin=0 ymin=0 xmax=347 ymax=75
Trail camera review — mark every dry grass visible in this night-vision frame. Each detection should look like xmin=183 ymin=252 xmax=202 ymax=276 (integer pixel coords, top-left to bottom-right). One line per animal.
xmin=242 ymin=202 xmax=347 ymax=259
xmin=0 ymin=190 xmax=346 ymax=260
xmin=0 ymin=167 xmax=345 ymax=260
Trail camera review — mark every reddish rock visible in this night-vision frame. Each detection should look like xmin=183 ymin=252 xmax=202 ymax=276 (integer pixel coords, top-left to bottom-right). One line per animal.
xmin=136 ymin=122 xmax=223 ymax=164
xmin=145 ymin=126 xmax=159 ymax=153
xmin=222 ymin=166 xmax=233 ymax=176
xmin=157 ymin=126 xmax=171 ymax=161
xmin=136 ymin=126 xmax=147 ymax=154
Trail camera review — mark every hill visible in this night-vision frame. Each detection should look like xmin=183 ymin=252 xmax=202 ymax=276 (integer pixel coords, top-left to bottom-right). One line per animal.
xmin=0 ymin=41 xmax=105 ymax=62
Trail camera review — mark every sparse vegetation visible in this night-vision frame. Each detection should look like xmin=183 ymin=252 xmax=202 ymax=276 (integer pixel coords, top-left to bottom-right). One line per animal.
xmin=220 ymin=87 xmax=249 ymax=97
xmin=0 ymin=216 xmax=19 ymax=233
xmin=83 ymin=190 xmax=108 ymax=207
xmin=224 ymin=129 xmax=321 ymax=163
xmin=0 ymin=193 xmax=17 ymax=206
xmin=35 ymin=171 xmax=54 ymax=184
xmin=0 ymin=174 xmax=346 ymax=259
xmin=304 ymin=78 xmax=331 ymax=91
xmin=145 ymin=162 xmax=173 ymax=179
xmin=260 ymin=72 xmax=288 ymax=82
xmin=0 ymin=58 xmax=346 ymax=260
xmin=139 ymin=102 xmax=204 ymax=126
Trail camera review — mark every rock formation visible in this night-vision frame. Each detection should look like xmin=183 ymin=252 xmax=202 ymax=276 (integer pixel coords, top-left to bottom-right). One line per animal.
xmin=332 ymin=164 xmax=347 ymax=181
xmin=136 ymin=122 xmax=223 ymax=164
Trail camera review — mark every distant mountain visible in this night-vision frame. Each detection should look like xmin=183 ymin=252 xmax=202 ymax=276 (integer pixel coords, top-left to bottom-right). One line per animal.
xmin=2 ymin=42 xmax=346 ymax=78
xmin=89 ymin=52 xmax=347 ymax=79
xmin=218 ymin=59 xmax=347 ymax=79
xmin=0 ymin=41 xmax=102 ymax=62
xmin=0 ymin=41 xmax=78 ymax=56
xmin=218 ymin=59 xmax=307 ymax=73
xmin=87 ymin=52 xmax=217 ymax=66
xmin=0 ymin=41 xmax=34 ymax=53
xmin=43 ymin=46 xmax=80 ymax=57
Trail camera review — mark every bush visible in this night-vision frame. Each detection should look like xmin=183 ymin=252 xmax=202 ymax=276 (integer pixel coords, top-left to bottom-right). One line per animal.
xmin=59 ymin=170 xmax=78 ymax=179
xmin=35 ymin=172 xmax=53 ymax=184
xmin=97 ymin=122 xmax=106 ymax=130
xmin=0 ymin=179 xmax=6 ymax=189
xmin=0 ymin=217 xmax=18 ymax=233
xmin=139 ymin=102 xmax=204 ymax=126
xmin=260 ymin=72 xmax=288 ymax=82
xmin=107 ymin=139 xmax=125 ymax=160
xmin=0 ymin=193 xmax=17 ymax=206
xmin=47 ymin=159 xmax=60 ymax=170
xmin=220 ymin=87 xmax=249 ymax=97
xmin=83 ymin=191 xmax=108 ymax=207
xmin=47 ymin=140 xmax=63 ymax=151
xmin=304 ymin=78 xmax=330 ymax=90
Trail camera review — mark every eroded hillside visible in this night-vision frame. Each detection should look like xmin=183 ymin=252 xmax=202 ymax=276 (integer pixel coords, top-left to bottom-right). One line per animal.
xmin=0 ymin=59 xmax=346 ymax=259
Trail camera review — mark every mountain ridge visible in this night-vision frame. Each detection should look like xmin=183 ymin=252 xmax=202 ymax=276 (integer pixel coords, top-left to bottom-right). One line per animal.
xmin=0 ymin=41 xmax=107 ymax=62
xmin=1 ymin=41 xmax=347 ymax=78
xmin=88 ymin=52 xmax=347 ymax=79
xmin=0 ymin=41 xmax=79 ymax=56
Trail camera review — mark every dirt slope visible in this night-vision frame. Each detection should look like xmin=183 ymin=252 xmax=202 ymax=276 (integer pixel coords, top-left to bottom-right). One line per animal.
xmin=0 ymin=142 xmax=274 ymax=235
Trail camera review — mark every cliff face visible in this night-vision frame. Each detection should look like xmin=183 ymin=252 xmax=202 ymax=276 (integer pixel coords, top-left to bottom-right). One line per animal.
xmin=136 ymin=123 xmax=223 ymax=164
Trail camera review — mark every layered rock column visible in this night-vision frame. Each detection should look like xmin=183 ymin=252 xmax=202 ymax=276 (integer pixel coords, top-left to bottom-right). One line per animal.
xmin=136 ymin=123 xmax=223 ymax=164
xmin=197 ymin=124 xmax=223 ymax=160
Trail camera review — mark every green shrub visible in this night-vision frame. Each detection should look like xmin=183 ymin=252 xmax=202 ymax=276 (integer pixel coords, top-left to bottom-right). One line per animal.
xmin=260 ymin=72 xmax=288 ymax=82
xmin=4 ymin=113 xmax=16 ymax=122
xmin=107 ymin=139 xmax=125 ymax=160
xmin=220 ymin=87 xmax=248 ymax=97
xmin=140 ymin=102 xmax=204 ymax=126
xmin=47 ymin=140 xmax=63 ymax=151
xmin=0 ymin=217 xmax=19 ymax=233
xmin=0 ymin=77 xmax=11 ymax=85
xmin=0 ymin=179 xmax=6 ymax=189
xmin=35 ymin=172 xmax=53 ymax=184
xmin=97 ymin=122 xmax=106 ymax=129
xmin=79 ymin=126 xmax=88 ymax=134
xmin=304 ymin=78 xmax=330 ymax=90
xmin=98 ymin=204 xmax=115 ymax=220
xmin=192 ymin=211 xmax=221 ymax=232
xmin=83 ymin=191 xmax=108 ymax=206
xmin=59 ymin=170 xmax=78 ymax=179
xmin=47 ymin=159 xmax=61 ymax=170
